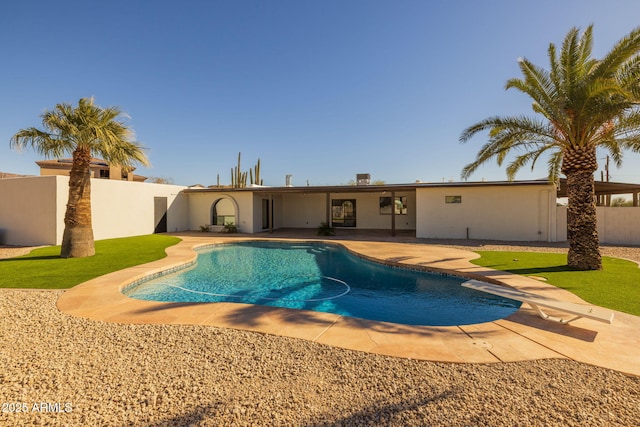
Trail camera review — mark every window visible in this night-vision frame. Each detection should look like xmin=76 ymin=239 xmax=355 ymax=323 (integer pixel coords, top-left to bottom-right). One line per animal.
xmin=379 ymin=196 xmax=407 ymax=215
xmin=445 ymin=195 xmax=462 ymax=204
xmin=212 ymin=198 xmax=236 ymax=225
xmin=331 ymin=199 xmax=356 ymax=227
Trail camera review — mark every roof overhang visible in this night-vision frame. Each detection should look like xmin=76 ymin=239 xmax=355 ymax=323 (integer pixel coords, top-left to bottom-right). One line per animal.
xmin=555 ymin=179 xmax=640 ymax=197
xmin=183 ymin=178 xmax=640 ymax=197
xmin=183 ymin=180 xmax=554 ymax=195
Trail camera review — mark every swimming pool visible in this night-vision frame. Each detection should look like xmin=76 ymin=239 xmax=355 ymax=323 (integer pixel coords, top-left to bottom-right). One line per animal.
xmin=124 ymin=241 xmax=521 ymax=326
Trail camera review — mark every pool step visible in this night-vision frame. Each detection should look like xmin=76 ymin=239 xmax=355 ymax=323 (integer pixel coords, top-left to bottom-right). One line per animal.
xmin=308 ymin=247 xmax=328 ymax=254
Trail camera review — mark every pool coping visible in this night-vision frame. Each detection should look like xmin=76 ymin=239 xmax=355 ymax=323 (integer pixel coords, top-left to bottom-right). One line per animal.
xmin=56 ymin=234 xmax=640 ymax=377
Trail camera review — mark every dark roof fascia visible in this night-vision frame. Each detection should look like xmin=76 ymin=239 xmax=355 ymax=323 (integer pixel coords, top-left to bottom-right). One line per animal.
xmin=555 ymin=179 xmax=640 ymax=197
xmin=183 ymin=185 xmax=413 ymax=194
xmin=183 ymin=180 xmax=554 ymax=195
xmin=414 ymin=180 xmax=554 ymax=189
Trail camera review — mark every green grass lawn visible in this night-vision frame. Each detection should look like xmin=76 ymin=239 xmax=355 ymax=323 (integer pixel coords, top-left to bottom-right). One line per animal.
xmin=471 ymin=251 xmax=640 ymax=316
xmin=0 ymin=234 xmax=181 ymax=289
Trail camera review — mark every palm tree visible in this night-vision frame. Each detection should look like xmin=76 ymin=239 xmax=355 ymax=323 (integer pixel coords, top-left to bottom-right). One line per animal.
xmin=11 ymin=98 xmax=149 ymax=258
xmin=460 ymin=26 xmax=640 ymax=270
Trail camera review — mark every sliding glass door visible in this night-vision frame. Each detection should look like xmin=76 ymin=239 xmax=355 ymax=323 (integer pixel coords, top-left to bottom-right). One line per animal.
xmin=331 ymin=199 xmax=356 ymax=227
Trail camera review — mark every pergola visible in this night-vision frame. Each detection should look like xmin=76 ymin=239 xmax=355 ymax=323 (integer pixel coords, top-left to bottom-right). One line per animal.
xmin=555 ymin=179 xmax=640 ymax=207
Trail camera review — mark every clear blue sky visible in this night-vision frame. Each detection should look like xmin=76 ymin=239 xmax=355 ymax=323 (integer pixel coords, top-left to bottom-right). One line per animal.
xmin=2 ymin=0 xmax=640 ymax=186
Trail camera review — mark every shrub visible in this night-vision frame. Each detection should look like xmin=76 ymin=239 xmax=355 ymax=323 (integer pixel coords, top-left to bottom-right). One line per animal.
xmin=317 ymin=222 xmax=335 ymax=236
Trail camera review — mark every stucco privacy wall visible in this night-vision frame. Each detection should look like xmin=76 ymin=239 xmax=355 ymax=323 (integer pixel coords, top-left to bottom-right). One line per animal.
xmin=555 ymin=206 xmax=640 ymax=244
xmin=415 ymin=184 xmax=557 ymax=241
xmin=89 ymin=179 xmax=189 ymax=240
xmin=0 ymin=176 xmax=64 ymax=245
xmin=0 ymin=176 xmax=189 ymax=246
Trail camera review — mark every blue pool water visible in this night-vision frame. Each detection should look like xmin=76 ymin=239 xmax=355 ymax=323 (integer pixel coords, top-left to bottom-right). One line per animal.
xmin=124 ymin=241 xmax=521 ymax=326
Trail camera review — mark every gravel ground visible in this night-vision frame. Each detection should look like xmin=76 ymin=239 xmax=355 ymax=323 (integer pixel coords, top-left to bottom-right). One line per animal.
xmin=1 ymin=241 xmax=639 ymax=426
xmin=1 ymin=291 xmax=639 ymax=427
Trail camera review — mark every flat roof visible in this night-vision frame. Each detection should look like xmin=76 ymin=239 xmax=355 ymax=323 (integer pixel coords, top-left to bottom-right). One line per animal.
xmin=184 ymin=178 xmax=640 ymax=197
xmin=183 ymin=180 xmax=554 ymax=195
xmin=556 ymin=179 xmax=640 ymax=197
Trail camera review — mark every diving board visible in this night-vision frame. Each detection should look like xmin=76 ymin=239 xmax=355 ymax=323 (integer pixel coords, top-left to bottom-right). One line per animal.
xmin=462 ymin=280 xmax=615 ymax=325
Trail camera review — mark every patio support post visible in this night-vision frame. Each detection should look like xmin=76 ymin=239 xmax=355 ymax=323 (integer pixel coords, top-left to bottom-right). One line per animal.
xmin=269 ymin=193 xmax=273 ymax=233
xmin=391 ymin=191 xmax=396 ymax=237
xmin=325 ymin=192 xmax=331 ymax=226
xmin=634 ymin=192 xmax=638 ymax=207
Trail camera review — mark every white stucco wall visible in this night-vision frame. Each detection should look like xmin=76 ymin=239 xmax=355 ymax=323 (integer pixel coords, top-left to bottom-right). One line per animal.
xmin=89 ymin=179 xmax=189 ymax=240
xmin=187 ymin=192 xmax=254 ymax=232
xmin=0 ymin=176 xmax=64 ymax=245
xmin=597 ymin=206 xmax=640 ymax=245
xmin=0 ymin=176 xmax=189 ymax=246
xmin=416 ymin=184 xmax=557 ymax=241
xmin=251 ymin=193 xmax=285 ymax=232
xmin=556 ymin=206 xmax=640 ymax=244
xmin=347 ymin=191 xmax=416 ymax=230
xmin=281 ymin=193 xmax=327 ymax=228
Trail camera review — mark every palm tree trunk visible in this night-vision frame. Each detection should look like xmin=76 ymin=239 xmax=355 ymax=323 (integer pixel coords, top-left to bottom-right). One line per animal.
xmin=60 ymin=147 xmax=95 ymax=258
xmin=565 ymin=170 xmax=602 ymax=270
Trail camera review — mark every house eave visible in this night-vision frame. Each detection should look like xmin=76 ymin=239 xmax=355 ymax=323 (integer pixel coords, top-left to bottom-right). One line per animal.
xmin=183 ymin=180 xmax=555 ymax=195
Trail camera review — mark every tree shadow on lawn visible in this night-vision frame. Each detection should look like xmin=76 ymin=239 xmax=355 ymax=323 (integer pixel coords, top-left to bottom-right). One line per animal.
xmin=0 ymin=255 xmax=60 ymax=261
xmin=483 ymin=264 xmax=579 ymax=275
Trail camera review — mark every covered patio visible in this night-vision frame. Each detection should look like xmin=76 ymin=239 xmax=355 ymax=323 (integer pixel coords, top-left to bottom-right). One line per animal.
xmin=556 ymin=179 xmax=640 ymax=207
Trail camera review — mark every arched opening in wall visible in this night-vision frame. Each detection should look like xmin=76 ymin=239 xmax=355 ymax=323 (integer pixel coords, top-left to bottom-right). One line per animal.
xmin=212 ymin=198 xmax=237 ymax=227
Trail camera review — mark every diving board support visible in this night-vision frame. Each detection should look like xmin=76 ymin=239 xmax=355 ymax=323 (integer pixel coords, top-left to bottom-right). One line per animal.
xmin=462 ymin=280 xmax=614 ymax=325
xmin=528 ymin=304 xmax=582 ymax=324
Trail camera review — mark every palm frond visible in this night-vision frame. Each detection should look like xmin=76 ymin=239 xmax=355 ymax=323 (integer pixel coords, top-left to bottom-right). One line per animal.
xmin=560 ymin=27 xmax=585 ymax=92
xmin=546 ymin=151 xmax=563 ymax=184
xmin=548 ymin=42 xmax=561 ymax=90
xmin=11 ymin=97 xmax=149 ymax=168
xmin=576 ymin=25 xmax=594 ymax=73
xmin=505 ymin=144 xmax=557 ymax=180
xmin=591 ymin=26 xmax=640 ymax=80
xmin=611 ymin=109 xmax=640 ymax=153
xmin=10 ymin=128 xmax=71 ymax=158
xmin=507 ymin=58 xmax=560 ymax=122
xmin=460 ymin=115 xmax=558 ymax=180
xmin=460 ymin=116 xmax=502 ymax=143
xmin=616 ymin=55 xmax=640 ymax=98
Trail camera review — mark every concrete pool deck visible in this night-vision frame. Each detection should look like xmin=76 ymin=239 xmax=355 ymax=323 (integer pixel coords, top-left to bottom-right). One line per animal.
xmin=57 ymin=233 xmax=640 ymax=377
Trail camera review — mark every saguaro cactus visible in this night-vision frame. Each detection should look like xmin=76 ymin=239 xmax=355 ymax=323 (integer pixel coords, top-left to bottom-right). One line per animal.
xmin=236 ymin=152 xmax=242 ymax=187
xmin=228 ymin=152 xmax=263 ymax=187
xmin=255 ymin=158 xmax=262 ymax=185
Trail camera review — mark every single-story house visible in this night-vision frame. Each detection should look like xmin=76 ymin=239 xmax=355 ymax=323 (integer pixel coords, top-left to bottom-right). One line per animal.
xmin=186 ymin=180 xmax=558 ymax=241
xmin=1 ymin=175 xmax=639 ymax=246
